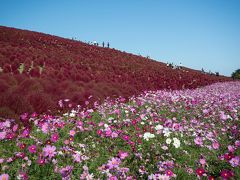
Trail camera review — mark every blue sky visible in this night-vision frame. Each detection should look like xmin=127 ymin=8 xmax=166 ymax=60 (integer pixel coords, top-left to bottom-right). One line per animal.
xmin=0 ymin=0 xmax=239 ymax=76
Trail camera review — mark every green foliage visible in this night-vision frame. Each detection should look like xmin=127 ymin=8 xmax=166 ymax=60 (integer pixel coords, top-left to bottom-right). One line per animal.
xmin=18 ymin=63 xmax=25 ymax=74
xmin=231 ymin=69 xmax=240 ymax=80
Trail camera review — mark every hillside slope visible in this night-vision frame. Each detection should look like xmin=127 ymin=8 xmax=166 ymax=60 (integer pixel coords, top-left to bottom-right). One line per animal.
xmin=0 ymin=26 xmax=231 ymax=118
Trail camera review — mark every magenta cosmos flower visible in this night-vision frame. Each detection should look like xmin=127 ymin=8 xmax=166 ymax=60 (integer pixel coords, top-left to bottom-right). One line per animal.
xmin=220 ymin=169 xmax=233 ymax=179
xmin=21 ymin=128 xmax=30 ymax=138
xmin=122 ymin=135 xmax=130 ymax=141
xmin=28 ymin=145 xmax=37 ymax=154
xmin=6 ymin=133 xmax=15 ymax=140
xmin=43 ymin=145 xmax=56 ymax=159
xmin=97 ymin=129 xmax=102 ymax=136
xmin=51 ymin=133 xmax=59 ymax=143
xmin=196 ymin=168 xmax=205 ymax=176
xmin=208 ymin=175 xmax=215 ymax=180
xmin=37 ymin=158 xmax=45 ymax=165
xmin=165 ymin=169 xmax=174 ymax=177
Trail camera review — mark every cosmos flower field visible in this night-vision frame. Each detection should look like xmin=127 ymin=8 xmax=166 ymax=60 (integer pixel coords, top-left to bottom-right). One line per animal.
xmin=0 ymin=81 xmax=239 ymax=179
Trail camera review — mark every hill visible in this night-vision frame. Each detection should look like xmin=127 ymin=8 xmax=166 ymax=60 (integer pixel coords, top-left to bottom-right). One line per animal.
xmin=0 ymin=26 xmax=231 ymax=118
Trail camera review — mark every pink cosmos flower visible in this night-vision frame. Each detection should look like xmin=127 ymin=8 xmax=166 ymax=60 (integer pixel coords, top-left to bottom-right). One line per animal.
xmin=51 ymin=133 xmax=59 ymax=143
xmin=41 ymin=123 xmax=49 ymax=134
xmin=186 ymin=168 xmax=193 ymax=174
xmin=0 ymin=173 xmax=9 ymax=180
xmin=0 ymin=132 xmax=6 ymax=140
xmin=229 ymin=156 xmax=239 ymax=167
xmin=69 ymin=130 xmax=76 ymax=136
xmin=108 ymin=176 xmax=117 ymax=180
xmin=0 ymin=159 xmax=4 ymax=164
xmin=228 ymin=145 xmax=235 ymax=153
xmin=20 ymin=113 xmax=28 ymax=120
xmin=12 ymin=124 xmax=18 ymax=132
xmin=107 ymin=157 xmax=121 ymax=169
xmin=212 ymin=141 xmax=220 ymax=150
xmin=3 ymin=120 xmax=11 ymax=128
xmin=235 ymin=140 xmax=240 ymax=147
xmin=58 ymin=100 xmax=63 ymax=108
xmin=6 ymin=157 xmax=13 ymax=163
xmin=28 ymin=145 xmax=37 ymax=154
xmin=43 ymin=145 xmax=56 ymax=159
xmin=220 ymin=111 xmax=228 ymax=120
xmin=172 ymin=123 xmax=180 ymax=131
xmin=16 ymin=152 xmax=25 ymax=159
xmin=105 ymin=129 xmax=112 ymax=137
xmin=111 ymin=132 xmax=118 ymax=138
xmin=194 ymin=137 xmax=203 ymax=146
xmin=18 ymin=171 xmax=28 ymax=180
xmin=118 ymin=151 xmax=129 ymax=159
xmin=203 ymin=109 xmax=209 ymax=114
xmin=59 ymin=165 xmax=73 ymax=179
xmin=64 ymin=140 xmax=69 ymax=145
xmin=73 ymin=153 xmax=81 ymax=163
xmin=98 ymin=122 xmax=104 ymax=126
xmin=199 ymin=158 xmax=206 ymax=166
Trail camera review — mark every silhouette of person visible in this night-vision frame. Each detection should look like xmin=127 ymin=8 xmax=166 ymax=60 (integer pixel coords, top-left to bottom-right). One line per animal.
xmin=102 ymin=42 xmax=105 ymax=47
xmin=107 ymin=42 xmax=110 ymax=48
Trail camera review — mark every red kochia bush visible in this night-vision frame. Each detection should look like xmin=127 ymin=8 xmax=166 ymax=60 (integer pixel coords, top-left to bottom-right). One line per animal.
xmin=0 ymin=25 xmax=232 ymax=118
xmin=27 ymin=92 xmax=56 ymax=113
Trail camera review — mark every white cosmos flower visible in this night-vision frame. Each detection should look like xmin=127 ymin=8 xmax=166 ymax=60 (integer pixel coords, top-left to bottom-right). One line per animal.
xmin=69 ymin=112 xmax=76 ymax=117
xmin=166 ymin=138 xmax=172 ymax=144
xmin=63 ymin=113 xmax=69 ymax=117
xmin=155 ymin=124 xmax=164 ymax=131
xmin=163 ymin=128 xmax=171 ymax=137
xmin=143 ymin=132 xmax=155 ymax=141
xmin=173 ymin=137 xmax=181 ymax=148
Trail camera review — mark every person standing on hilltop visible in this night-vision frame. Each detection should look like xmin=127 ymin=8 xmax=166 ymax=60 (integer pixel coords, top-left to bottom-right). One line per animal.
xmin=107 ymin=42 xmax=110 ymax=48
xmin=102 ymin=42 xmax=105 ymax=47
xmin=179 ymin=62 xmax=183 ymax=69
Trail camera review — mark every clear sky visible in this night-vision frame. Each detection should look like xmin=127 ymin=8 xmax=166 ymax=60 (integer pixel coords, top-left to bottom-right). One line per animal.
xmin=0 ymin=0 xmax=240 ymax=76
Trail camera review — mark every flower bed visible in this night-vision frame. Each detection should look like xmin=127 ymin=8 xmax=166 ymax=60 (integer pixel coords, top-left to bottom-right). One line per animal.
xmin=0 ymin=81 xmax=239 ymax=179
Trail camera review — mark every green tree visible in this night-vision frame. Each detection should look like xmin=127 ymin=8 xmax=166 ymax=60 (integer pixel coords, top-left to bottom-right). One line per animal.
xmin=231 ymin=69 xmax=240 ymax=80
